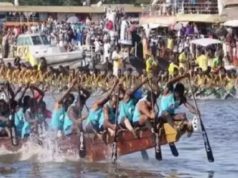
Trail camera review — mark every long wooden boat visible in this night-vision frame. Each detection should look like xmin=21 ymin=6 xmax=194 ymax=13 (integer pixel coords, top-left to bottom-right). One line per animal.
xmin=0 ymin=123 xmax=185 ymax=162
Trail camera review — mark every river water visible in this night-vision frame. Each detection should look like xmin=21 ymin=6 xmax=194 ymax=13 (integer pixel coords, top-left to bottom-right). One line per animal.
xmin=0 ymin=99 xmax=238 ymax=178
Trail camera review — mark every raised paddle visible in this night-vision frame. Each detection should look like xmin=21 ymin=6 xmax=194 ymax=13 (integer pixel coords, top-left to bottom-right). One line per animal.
xmin=187 ymin=76 xmax=214 ymax=162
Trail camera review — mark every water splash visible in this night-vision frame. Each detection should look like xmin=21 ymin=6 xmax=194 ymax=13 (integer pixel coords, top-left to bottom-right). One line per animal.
xmin=0 ymin=131 xmax=80 ymax=163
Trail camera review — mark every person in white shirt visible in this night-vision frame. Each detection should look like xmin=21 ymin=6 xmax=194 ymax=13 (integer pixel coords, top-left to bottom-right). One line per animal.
xmin=94 ymin=38 xmax=101 ymax=53
xmin=103 ymin=40 xmax=111 ymax=64
xmin=112 ymin=47 xmax=123 ymax=77
xmin=112 ymin=47 xmax=121 ymax=60
xmin=94 ymin=38 xmax=102 ymax=61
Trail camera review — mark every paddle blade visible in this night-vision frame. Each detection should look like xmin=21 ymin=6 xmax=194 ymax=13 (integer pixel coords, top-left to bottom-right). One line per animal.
xmin=10 ymin=126 xmax=18 ymax=146
xmin=111 ymin=142 xmax=118 ymax=164
xmin=79 ymin=132 xmax=86 ymax=158
xmin=155 ymin=132 xmax=162 ymax=161
xmin=79 ymin=149 xmax=86 ymax=158
xmin=169 ymin=143 xmax=179 ymax=157
xmin=207 ymin=149 xmax=214 ymax=162
xmin=201 ymin=122 xmax=214 ymax=162
xmin=141 ymin=150 xmax=149 ymax=161
xmin=155 ymin=145 xmax=162 ymax=161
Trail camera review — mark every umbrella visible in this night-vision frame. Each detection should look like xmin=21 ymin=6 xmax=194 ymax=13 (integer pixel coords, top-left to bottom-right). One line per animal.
xmin=172 ymin=22 xmax=188 ymax=31
xmin=223 ymin=20 xmax=238 ymax=27
xmin=67 ymin=16 xmax=79 ymax=24
xmin=190 ymin=38 xmax=222 ymax=47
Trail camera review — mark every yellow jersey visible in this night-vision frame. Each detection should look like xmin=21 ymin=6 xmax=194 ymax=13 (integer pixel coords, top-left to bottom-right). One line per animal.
xmin=196 ymin=54 xmax=208 ymax=72
xmin=146 ymin=57 xmax=157 ymax=74
xmin=178 ymin=52 xmax=187 ymax=69
xmin=167 ymin=38 xmax=174 ymax=50
xmin=168 ymin=63 xmax=179 ymax=76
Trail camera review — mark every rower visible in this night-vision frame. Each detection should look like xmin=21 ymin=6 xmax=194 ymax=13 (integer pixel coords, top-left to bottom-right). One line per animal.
xmin=132 ymin=91 xmax=157 ymax=128
xmin=21 ymin=98 xmax=39 ymax=138
xmin=117 ymin=77 xmax=148 ymax=136
xmin=50 ymin=79 xmax=77 ymax=137
xmin=35 ymin=101 xmax=51 ymax=135
xmin=65 ymin=87 xmax=90 ymax=135
xmin=158 ymin=74 xmax=199 ymax=136
xmin=100 ymin=94 xmax=118 ymax=137
xmin=0 ymin=82 xmax=24 ymax=138
xmin=81 ymin=79 xmax=118 ymax=134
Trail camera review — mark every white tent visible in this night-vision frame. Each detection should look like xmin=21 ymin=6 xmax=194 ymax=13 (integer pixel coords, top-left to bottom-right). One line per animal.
xmin=190 ymin=38 xmax=222 ymax=47
xmin=67 ymin=16 xmax=79 ymax=24
xmin=223 ymin=20 xmax=238 ymax=27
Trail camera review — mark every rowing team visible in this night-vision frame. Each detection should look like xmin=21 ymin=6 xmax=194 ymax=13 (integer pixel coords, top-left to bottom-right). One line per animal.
xmin=0 ymin=73 xmax=198 ymax=140
xmin=1 ymin=62 xmax=237 ymax=93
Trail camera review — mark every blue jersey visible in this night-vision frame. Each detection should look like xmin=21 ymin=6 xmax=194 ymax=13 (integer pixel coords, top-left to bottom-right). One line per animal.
xmin=99 ymin=102 xmax=116 ymax=128
xmin=21 ymin=108 xmax=32 ymax=138
xmin=118 ymin=99 xmax=135 ymax=123
xmin=51 ymin=106 xmax=65 ymax=131
xmin=63 ymin=111 xmax=73 ymax=136
xmin=158 ymin=93 xmax=180 ymax=115
xmin=86 ymin=108 xmax=103 ymax=129
xmin=14 ymin=108 xmax=25 ymax=136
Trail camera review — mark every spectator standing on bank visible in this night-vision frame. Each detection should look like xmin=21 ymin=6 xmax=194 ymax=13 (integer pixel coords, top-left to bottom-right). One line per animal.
xmin=1 ymin=31 xmax=10 ymax=59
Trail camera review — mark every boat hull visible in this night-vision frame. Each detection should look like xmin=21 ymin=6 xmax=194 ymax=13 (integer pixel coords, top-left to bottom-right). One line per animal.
xmin=0 ymin=123 xmax=182 ymax=162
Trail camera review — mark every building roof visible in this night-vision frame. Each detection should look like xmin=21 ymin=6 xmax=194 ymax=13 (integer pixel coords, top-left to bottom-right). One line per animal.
xmin=0 ymin=2 xmax=14 ymax=6
xmin=140 ymin=14 xmax=222 ymax=25
xmin=0 ymin=4 xmax=142 ymax=13
xmin=220 ymin=7 xmax=238 ymax=21
xmin=223 ymin=0 xmax=238 ymax=7
xmin=176 ymin=14 xmax=222 ymax=23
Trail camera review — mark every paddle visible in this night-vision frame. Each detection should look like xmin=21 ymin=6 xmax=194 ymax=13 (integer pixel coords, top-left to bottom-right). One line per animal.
xmin=140 ymin=150 xmax=149 ymax=161
xmin=187 ymin=76 xmax=214 ymax=162
xmin=169 ymin=143 xmax=179 ymax=157
xmin=78 ymin=89 xmax=90 ymax=159
xmin=9 ymin=111 xmax=18 ymax=146
xmin=5 ymin=82 xmax=19 ymax=146
xmin=154 ymin=103 xmax=162 ymax=161
xmin=147 ymin=79 xmax=161 ymax=160
xmin=148 ymin=79 xmax=163 ymax=161
xmin=111 ymin=87 xmax=120 ymax=164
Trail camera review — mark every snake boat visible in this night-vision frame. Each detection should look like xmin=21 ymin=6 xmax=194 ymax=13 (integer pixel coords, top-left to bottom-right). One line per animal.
xmin=0 ymin=122 xmax=184 ymax=162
